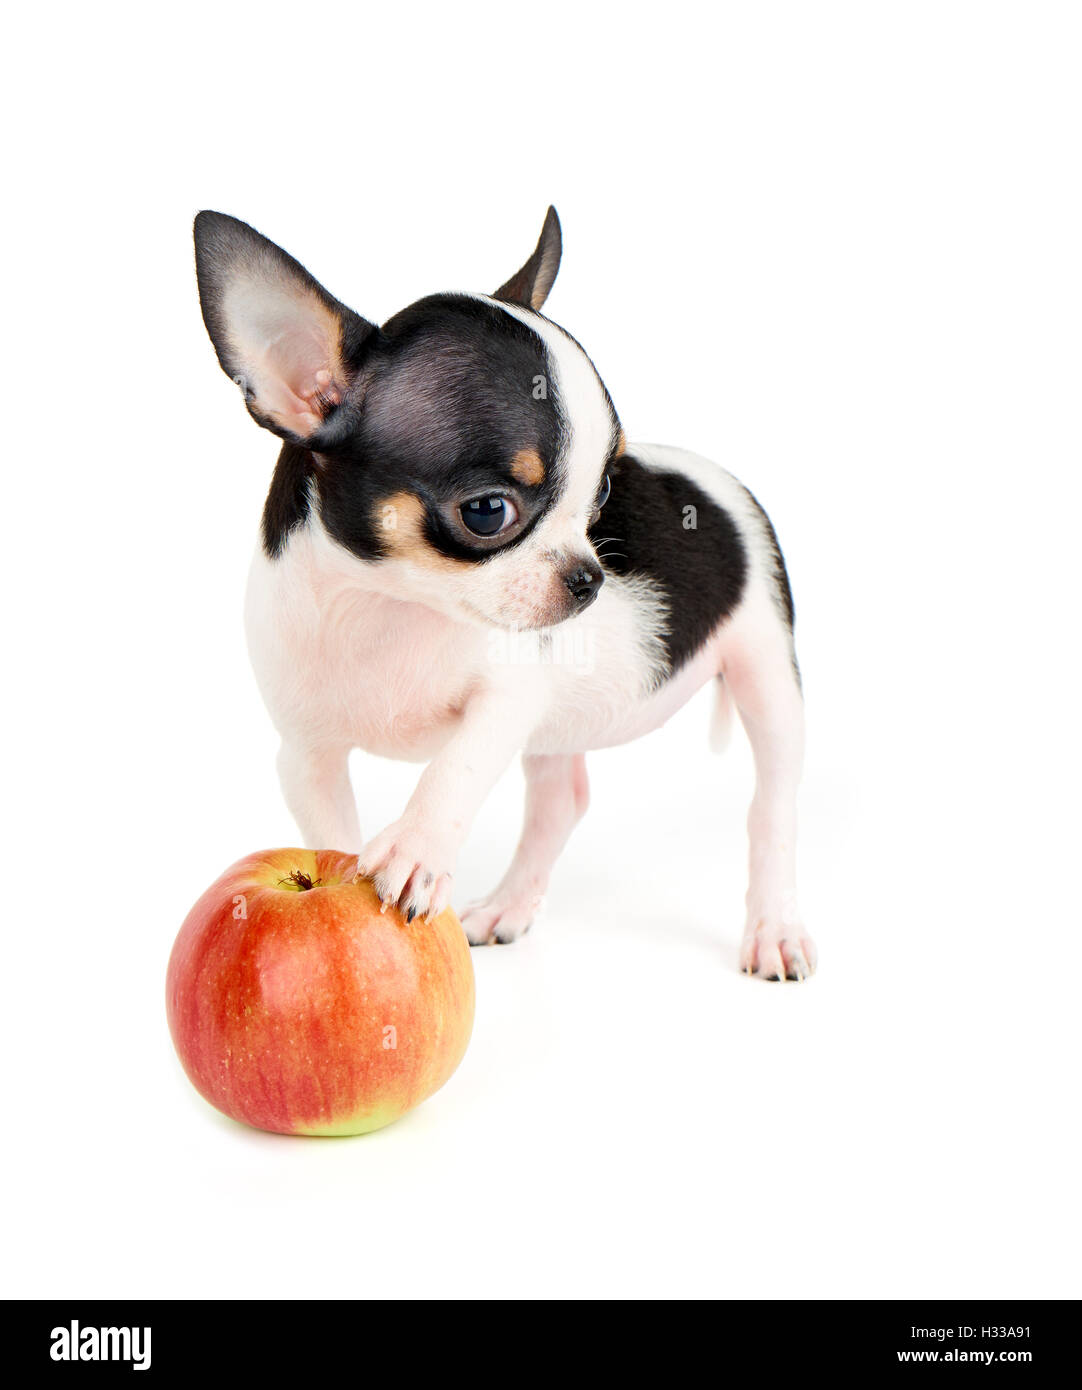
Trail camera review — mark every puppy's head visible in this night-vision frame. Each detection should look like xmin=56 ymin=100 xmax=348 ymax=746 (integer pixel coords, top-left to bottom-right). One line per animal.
xmin=194 ymin=208 xmax=622 ymax=629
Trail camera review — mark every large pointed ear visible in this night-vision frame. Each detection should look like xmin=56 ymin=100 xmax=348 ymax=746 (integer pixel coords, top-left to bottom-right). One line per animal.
xmin=493 ymin=206 xmax=562 ymax=311
xmin=193 ymin=212 xmax=376 ymax=442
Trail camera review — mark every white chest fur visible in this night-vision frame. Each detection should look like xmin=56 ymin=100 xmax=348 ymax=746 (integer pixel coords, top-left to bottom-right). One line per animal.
xmin=242 ymin=507 xmax=701 ymax=762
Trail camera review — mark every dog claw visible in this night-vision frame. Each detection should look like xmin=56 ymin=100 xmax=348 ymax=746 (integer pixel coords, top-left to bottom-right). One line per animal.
xmin=356 ymin=825 xmax=455 ymax=923
xmin=461 ymin=891 xmax=541 ymax=945
xmin=740 ymin=922 xmax=818 ymax=982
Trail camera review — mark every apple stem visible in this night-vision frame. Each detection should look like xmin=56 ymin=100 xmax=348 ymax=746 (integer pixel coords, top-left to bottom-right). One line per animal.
xmin=280 ymin=869 xmax=320 ymax=891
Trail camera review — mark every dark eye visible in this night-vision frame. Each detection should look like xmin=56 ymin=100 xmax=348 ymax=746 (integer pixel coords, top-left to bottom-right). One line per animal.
xmin=460 ymin=495 xmax=519 ymax=537
xmin=596 ymin=473 xmax=611 ymax=509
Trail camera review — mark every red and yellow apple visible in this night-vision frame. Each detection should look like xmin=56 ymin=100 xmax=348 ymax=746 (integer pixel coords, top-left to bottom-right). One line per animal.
xmin=166 ymin=849 xmax=475 ymax=1136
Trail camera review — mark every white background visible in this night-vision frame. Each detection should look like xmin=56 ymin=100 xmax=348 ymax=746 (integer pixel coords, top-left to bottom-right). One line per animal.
xmin=3 ymin=2 xmax=1079 ymax=1299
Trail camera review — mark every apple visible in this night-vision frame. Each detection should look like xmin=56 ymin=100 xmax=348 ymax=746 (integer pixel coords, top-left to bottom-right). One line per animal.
xmin=166 ymin=848 xmax=475 ymax=1136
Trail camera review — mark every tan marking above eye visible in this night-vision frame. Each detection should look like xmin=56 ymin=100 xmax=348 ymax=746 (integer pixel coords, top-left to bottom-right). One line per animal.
xmin=615 ymin=429 xmax=627 ymax=458
xmin=510 ymin=447 xmax=545 ymax=486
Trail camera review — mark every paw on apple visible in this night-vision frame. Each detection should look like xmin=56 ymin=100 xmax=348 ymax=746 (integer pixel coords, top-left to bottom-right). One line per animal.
xmin=166 ymin=849 xmax=475 ymax=1136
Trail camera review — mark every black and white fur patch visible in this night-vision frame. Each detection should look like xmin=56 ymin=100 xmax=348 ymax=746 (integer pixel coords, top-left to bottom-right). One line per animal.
xmin=591 ymin=451 xmax=749 ymax=673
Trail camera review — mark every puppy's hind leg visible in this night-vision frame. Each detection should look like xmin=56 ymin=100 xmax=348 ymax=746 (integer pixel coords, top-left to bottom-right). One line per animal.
xmin=719 ymin=592 xmax=817 ymax=981
xmin=462 ymin=753 xmax=589 ymax=946
xmin=277 ymin=741 xmax=362 ymax=856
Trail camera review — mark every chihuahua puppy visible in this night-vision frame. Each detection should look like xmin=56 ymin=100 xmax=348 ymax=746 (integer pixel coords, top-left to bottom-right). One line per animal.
xmin=193 ymin=208 xmax=816 ymax=980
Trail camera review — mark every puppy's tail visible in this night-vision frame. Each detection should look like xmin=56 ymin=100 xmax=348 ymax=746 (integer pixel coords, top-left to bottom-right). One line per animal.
xmin=708 ymin=675 xmax=734 ymax=754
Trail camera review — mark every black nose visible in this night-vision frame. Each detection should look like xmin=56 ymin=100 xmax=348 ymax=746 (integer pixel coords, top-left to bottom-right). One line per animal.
xmin=564 ymin=566 xmax=603 ymax=606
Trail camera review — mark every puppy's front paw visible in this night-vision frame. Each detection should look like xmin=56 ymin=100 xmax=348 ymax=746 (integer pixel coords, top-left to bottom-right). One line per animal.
xmin=356 ymin=819 xmax=456 ymax=923
xmin=740 ymin=919 xmax=817 ymax=982
xmin=461 ymin=891 xmax=543 ymax=946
